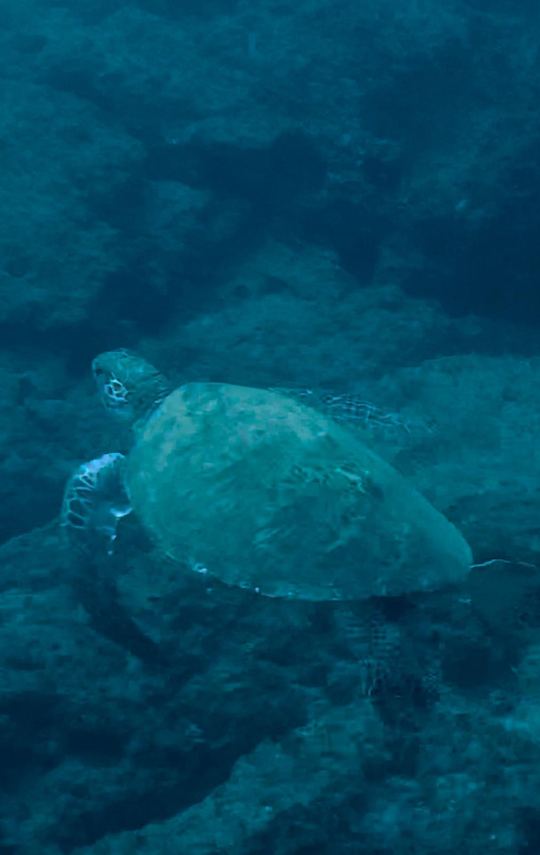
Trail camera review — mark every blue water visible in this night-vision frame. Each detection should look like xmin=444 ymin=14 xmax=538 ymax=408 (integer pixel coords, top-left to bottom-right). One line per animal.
xmin=2 ymin=0 xmax=540 ymax=851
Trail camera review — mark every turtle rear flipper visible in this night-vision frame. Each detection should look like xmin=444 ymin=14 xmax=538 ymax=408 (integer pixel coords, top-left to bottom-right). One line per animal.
xmin=61 ymin=453 xmax=132 ymax=555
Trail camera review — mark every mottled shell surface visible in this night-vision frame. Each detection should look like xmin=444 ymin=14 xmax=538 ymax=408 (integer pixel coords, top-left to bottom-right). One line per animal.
xmin=125 ymin=382 xmax=472 ymax=601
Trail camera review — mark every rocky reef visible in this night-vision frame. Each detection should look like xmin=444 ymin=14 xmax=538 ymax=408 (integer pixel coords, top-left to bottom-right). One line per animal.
xmin=2 ymin=0 xmax=540 ymax=851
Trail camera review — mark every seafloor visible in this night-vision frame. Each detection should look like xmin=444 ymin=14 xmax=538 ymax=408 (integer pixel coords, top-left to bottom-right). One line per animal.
xmin=2 ymin=0 xmax=540 ymax=852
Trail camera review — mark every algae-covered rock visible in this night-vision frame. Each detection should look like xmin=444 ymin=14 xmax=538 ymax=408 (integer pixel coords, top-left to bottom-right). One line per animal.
xmin=376 ymin=354 xmax=540 ymax=565
xmin=0 ymin=80 xmax=141 ymax=330
xmin=73 ymin=698 xmax=383 ymax=855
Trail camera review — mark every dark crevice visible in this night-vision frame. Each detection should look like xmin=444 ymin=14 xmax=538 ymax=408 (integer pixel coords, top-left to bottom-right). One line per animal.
xmin=300 ymin=196 xmax=386 ymax=284
xmin=144 ymin=132 xmax=327 ymax=205
xmin=0 ymin=475 xmax=63 ymax=548
xmin=0 ymin=321 xmax=133 ymax=377
xmin=406 ymin=195 xmax=540 ymax=324
xmin=53 ymin=703 xmax=303 ymax=853
xmin=52 ymin=744 xmax=241 ymax=852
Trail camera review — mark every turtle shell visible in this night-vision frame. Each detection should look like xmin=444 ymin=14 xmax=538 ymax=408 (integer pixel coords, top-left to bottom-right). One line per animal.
xmin=124 ymin=382 xmax=472 ymax=600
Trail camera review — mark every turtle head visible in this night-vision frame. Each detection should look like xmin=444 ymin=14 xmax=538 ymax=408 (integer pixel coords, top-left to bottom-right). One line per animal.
xmin=92 ymin=349 xmax=171 ymax=428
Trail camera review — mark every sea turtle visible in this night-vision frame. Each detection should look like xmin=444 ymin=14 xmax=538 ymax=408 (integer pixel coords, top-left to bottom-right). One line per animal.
xmin=61 ymin=349 xmax=472 ymax=601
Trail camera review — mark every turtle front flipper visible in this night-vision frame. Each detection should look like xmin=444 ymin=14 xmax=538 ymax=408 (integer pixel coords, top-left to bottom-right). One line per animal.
xmin=61 ymin=453 xmax=132 ymax=555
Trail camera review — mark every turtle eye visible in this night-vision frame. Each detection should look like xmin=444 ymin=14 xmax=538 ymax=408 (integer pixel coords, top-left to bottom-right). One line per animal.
xmin=96 ymin=373 xmax=133 ymax=421
xmin=104 ymin=376 xmax=129 ymax=406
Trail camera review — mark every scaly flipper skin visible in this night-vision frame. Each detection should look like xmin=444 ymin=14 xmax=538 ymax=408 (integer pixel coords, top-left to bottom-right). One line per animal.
xmin=61 ymin=453 xmax=132 ymax=555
